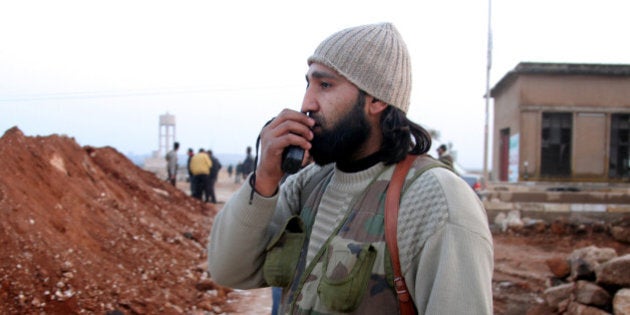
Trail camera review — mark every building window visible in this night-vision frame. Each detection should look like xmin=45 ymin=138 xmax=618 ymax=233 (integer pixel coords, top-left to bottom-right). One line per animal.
xmin=610 ymin=114 xmax=630 ymax=179
xmin=541 ymin=112 xmax=572 ymax=177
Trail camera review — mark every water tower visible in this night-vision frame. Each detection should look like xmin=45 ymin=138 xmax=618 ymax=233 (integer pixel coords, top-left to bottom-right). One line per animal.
xmin=158 ymin=113 xmax=176 ymax=157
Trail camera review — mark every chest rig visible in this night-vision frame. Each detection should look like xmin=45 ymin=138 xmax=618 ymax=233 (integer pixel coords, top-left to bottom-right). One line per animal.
xmin=263 ymin=155 xmax=444 ymax=314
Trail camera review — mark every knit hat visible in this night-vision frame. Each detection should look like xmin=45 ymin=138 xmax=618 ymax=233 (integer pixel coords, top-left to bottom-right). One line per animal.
xmin=307 ymin=22 xmax=412 ymax=113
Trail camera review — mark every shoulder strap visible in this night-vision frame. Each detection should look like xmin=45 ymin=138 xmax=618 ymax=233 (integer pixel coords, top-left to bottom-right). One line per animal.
xmin=385 ymin=154 xmax=418 ymax=315
xmin=386 ymin=154 xmax=445 ymax=315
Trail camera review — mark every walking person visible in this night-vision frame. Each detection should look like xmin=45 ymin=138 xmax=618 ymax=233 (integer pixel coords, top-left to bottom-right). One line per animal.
xmin=165 ymin=142 xmax=179 ymax=186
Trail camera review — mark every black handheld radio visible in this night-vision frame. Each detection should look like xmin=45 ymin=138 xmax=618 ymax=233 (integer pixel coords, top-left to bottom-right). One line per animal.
xmin=280 ymin=111 xmax=310 ymax=174
xmin=281 ymin=145 xmax=305 ymax=174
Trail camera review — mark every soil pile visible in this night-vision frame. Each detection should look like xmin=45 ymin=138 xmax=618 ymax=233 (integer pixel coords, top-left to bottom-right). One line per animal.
xmin=0 ymin=127 xmax=228 ymax=314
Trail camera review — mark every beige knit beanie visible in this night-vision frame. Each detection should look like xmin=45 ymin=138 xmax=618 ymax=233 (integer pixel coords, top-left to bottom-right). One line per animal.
xmin=307 ymin=22 xmax=412 ymax=113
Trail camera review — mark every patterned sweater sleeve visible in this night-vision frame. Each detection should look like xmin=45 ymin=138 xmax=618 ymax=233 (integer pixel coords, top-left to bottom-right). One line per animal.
xmin=206 ymin=164 xmax=322 ymax=289
xmin=398 ymin=167 xmax=494 ymax=315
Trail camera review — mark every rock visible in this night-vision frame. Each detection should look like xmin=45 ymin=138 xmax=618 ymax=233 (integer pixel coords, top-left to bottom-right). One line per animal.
xmin=613 ymin=288 xmax=630 ymax=315
xmin=551 ymin=219 xmax=569 ymax=235
xmin=574 ymin=280 xmax=611 ymax=307
xmin=506 ymin=210 xmax=524 ymax=231
xmin=195 ymin=279 xmax=216 ymax=292
xmin=544 ymin=283 xmax=574 ymax=310
xmin=568 ymin=246 xmax=618 ymax=280
xmin=558 ymin=298 xmax=571 ymax=313
xmin=571 ymin=258 xmax=596 ymax=281
xmin=523 ymin=218 xmax=547 ymax=233
xmin=566 ymin=301 xmax=610 ymax=315
xmin=596 ymin=254 xmax=630 ymax=287
xmin=526 ymin=303 xmax=556 ymax=315
xmin=195 ymin=261 xmax=208 ymax=272
xmin=546 ymin=257 xmax=571 ymax=278
xmin=494 ymin=212 xmax=507 ymax=231
xmin=610 ymin=226 xmax=630 ymax=244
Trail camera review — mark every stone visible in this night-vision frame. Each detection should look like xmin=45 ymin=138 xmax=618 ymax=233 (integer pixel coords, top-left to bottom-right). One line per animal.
xmin=613 ymin=288 xmax=630 ymax=315
xmin=546 ymin=257 xmax=571 ymax=278
xmin=566 ymin=301 xmax=611 ymax=315
xmin=551 ymin=220 xmax=569 ymax=235
xmin=195 ymin=279 xmax=216 ymax=292
xmin=544 ymin=283 xmax=574 ymax=310
xmin=574 ymin=280 xmax=611 ymax=307
xmin=596 ymin=254 xmax=630 ymax=287
xmin=494 ymin=212 xmax=507 ymax=231
xmin=568 ymin=246 xmax=617 ymax=281
xmin=506 ymin=210 xmax=524 ymax=231
xmin=610 ymin=226 xmax=630 ymax=244
xmin=525 ymin=303 xmax=556 ymax=315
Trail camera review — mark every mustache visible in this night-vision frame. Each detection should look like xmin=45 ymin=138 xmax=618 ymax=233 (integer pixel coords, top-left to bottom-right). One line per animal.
xmin=306 ymin=112 xmax=324 ymax=127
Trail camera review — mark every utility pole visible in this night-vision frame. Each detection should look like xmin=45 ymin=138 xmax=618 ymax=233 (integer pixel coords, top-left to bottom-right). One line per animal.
xmin=483 ymin=0 xmax=493 ymax=183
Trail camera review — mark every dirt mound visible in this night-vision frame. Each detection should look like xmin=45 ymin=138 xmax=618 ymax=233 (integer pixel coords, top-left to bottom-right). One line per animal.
xmin=0 ymin=127 xmax=229 ymax=314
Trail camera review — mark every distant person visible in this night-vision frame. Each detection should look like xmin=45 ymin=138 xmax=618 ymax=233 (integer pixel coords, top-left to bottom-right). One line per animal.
xmin=189 ymin=148 xmax=212 ymax=200
xmin=187 ymin=148 xmax=195 ymax=194
xmin=241 ymin=146 xmax=255 ymax=180
xmin=206 ymin=150 xmax=222 ymax=204
xmin=234 ymin=163 xmax=243 ymax=184
xmin=436 ymin=144 xmax=456 ymax=173
xmin=227 ymin=164 xmax=233 ymax=178
xmin=165 ymin=142 xmax=179 ymax=186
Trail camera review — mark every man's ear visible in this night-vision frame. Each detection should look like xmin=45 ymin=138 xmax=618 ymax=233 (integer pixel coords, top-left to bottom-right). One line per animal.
xmin=366 ymin=95 xmax=388 ymax=115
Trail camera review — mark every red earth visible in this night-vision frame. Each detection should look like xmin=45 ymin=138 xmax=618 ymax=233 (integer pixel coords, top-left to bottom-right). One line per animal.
xmin=1 ymin=127 xmax=628 ymax=314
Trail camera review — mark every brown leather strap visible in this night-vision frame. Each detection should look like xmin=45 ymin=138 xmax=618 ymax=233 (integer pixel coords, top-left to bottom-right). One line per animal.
xmin=385 ymin=154 xmax=418 ymax=315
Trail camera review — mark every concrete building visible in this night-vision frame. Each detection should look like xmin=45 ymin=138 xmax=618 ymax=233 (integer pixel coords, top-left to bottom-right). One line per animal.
xmin=490 ymin=62 xmax=630 ymax=183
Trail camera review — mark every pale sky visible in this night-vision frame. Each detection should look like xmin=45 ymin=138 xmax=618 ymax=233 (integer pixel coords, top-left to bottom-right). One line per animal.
xmin=2 ymin=0 xmax=629 ymax=170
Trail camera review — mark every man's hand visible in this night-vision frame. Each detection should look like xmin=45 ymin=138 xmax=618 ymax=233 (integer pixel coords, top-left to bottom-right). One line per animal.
xmin=254 ymin=109 xmax=314 ymax=196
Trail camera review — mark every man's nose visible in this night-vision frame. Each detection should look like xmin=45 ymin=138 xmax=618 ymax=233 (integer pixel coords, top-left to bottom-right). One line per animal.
xmin=301 ymin=89 xmax=318 ymax=113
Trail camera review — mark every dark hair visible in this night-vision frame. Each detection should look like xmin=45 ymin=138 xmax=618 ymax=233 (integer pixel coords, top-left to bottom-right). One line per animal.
xmin=380 ymin=105 xmax=431 ymax=165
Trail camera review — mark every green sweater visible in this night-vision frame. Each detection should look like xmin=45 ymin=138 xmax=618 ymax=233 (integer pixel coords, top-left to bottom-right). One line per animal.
xmin=208 ymin=162 xmax=494 ymax=314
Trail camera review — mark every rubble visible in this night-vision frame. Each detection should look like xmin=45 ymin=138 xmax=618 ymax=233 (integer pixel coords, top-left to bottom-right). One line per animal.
xmin=538 ymin=246 xmax=630 ymax=314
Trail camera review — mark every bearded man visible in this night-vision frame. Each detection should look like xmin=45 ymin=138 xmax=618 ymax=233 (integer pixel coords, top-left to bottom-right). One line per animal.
xmin=208 ymin=23 xmax=493 ymax=314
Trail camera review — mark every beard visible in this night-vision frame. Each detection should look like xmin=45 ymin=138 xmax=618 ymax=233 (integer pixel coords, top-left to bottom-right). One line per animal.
xmin=309 ymin=94 xmax=371 ymax=165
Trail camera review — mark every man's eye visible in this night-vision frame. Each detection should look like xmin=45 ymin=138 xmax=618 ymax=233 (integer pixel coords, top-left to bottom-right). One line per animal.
xmin=320 ymin=82 xmax=331 ymax=88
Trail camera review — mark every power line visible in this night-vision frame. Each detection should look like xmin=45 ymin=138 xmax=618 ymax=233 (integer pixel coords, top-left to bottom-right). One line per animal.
xmin=0 ymin=84 xmax=302 ymax=102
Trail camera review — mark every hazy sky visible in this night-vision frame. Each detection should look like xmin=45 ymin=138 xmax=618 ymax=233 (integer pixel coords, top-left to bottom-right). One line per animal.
xmin=2 ymin=0 xmax=629 ymax=170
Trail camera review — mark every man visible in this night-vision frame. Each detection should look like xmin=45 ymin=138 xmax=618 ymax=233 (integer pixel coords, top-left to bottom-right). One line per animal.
xmin=241 ymin=146 xmax=255 ymax=180
xmin=165 ymin=142 xmax=179 ymax=186
xmin=206 ymin=149 xmax=222 ymax=203
xmin=436 ymin=144 xmax=456 ymax=172
xmin=186 ymin=148 xmax=195 ymax=194
xmin=189 ymin=148 xmax=212 ymax=201
xmin=208 ymin=23 xmax=493 ymax=314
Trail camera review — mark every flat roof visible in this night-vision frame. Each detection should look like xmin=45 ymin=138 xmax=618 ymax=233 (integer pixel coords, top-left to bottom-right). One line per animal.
xmin=490 ymin=62 xmax=630 ymax=97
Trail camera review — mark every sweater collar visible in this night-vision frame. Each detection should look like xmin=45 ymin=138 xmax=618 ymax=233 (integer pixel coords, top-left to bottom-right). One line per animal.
xmin=336 ymin=150 xmax=386 ymax=173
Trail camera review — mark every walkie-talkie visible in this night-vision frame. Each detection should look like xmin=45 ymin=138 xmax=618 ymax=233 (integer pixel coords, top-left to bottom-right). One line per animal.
xmin=281 ymin=145 xmax=304 ymax=174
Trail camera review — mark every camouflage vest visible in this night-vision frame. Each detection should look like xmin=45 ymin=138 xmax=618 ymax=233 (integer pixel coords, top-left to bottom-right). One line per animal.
xmin=262 ymin=155 xmax=444 ymax=314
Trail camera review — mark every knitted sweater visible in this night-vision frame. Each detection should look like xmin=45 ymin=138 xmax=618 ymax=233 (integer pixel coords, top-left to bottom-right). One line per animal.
xmin=208 ymin=162 xmax=494 ymax=314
